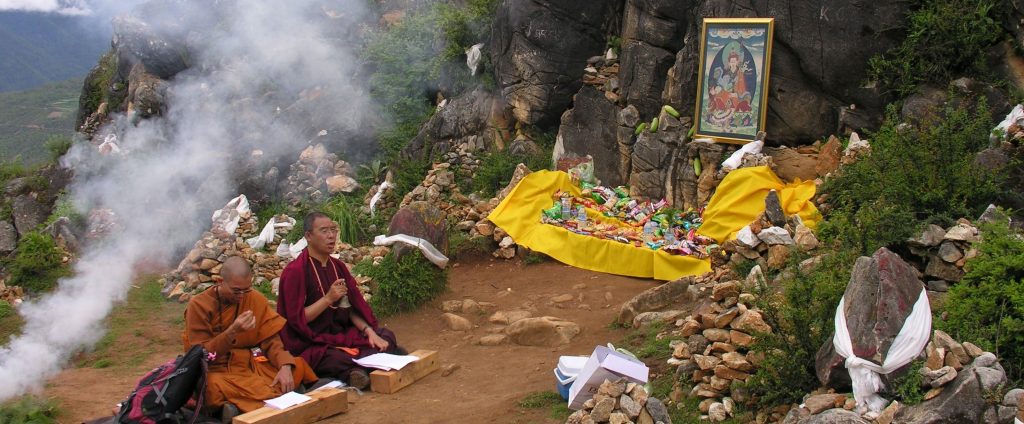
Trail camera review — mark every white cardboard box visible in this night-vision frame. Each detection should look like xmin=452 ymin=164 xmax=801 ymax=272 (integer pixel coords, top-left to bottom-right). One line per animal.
xmin=567 ymin=346 xmax=650 ymax=410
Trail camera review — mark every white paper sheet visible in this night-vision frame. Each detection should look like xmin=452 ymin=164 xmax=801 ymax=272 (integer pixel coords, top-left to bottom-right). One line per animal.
xmin=313 ymin=380 xmax=345 ymax=391
xmin=352 ymin=353 xmax=419 ymax=371
xmin=264 ymin=391 xmax=313 ymax=410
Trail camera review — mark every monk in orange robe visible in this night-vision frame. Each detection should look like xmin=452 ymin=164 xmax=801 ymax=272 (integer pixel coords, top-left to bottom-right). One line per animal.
xmin=183 ymin=256 xmax=317 ymax=419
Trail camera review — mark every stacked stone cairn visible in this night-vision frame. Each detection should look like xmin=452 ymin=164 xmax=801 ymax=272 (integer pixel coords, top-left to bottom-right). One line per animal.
xmin=283 ymin=143 xmax=359 ymax=206
xmin=582 ymin=48 xmax=621 ymax=103
xmin=401 ymin=161 xmax=536 ymax=260
xmin=720 ymin=190 xmax=821 ymax=272
xmin=668 ymin=278 xmax=772 ymax=422
xmin=904 ymin=220 xmax=980 ymax=293
xmin=160 ymin=209 xmax=380 ymax=302
xmin=565 ymin=378 xmax=674 ymax=424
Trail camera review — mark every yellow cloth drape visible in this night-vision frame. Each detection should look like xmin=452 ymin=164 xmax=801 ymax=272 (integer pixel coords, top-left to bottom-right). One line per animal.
xmin=697 ymin=166 xmax=821 ymax=243
xmin=486 ymin=166 xmax=819 ymax=281
xmin=487 ymin=170 xmax=710 ymax=281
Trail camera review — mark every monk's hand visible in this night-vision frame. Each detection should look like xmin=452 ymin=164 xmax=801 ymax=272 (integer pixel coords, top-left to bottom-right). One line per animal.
xmin=326 ymin=279 xmax=347 ymax=303
xmin=366 ymin=328 xmax=389 ymax=351
xmin=271 ymin=365 xmax=295 ymax=393
xmin=228 ymin=310 xmax=256 ymax=335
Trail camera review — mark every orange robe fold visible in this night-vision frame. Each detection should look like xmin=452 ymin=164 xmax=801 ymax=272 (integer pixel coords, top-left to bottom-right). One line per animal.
xmin=183 ymin=288 xmax=318 ymax=412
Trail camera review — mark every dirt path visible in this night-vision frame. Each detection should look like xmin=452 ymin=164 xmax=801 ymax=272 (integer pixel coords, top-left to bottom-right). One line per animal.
xmin=47 ymin=257 xmax=658 ymax=424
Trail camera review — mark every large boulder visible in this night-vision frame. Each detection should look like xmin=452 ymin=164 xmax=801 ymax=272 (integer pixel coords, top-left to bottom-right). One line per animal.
xmin=403 ymin=86 xmax=513 ymax=161
xmin=619 ymin=0 xmax=687 ymax=117
xmin=799 ymin=409 xmax=871 ymax=424
xmin=11 ymin=194 xmax=49 ymax=238
xmin=489 ymin=0 xmax=620 ymax=128
xmin=894 ymin=360 xmax=1006 ymax=423
xmin=505 ymin=316 xmax=581 ymax=346
xmin=663 ymin=0 xmax=909 ymax=144
xmin=112 ymin=15 xmax=190 ymax=80
xmin=0 ymin=220 xmax=16 ymax=254
xmin=388 ymin=201 xmax=449 ymax=259
xmin=619 ymin=275 xmax=696 ymax=324
xmin=556 ymin=86 xmax=628 ymax=186
xmin=815 ymin=248 xmax=925 ymax=388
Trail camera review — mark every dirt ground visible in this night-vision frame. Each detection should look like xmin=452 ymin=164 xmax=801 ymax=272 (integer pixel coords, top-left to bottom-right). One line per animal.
xmin=45 ymin=257 xmax=660 ymax=424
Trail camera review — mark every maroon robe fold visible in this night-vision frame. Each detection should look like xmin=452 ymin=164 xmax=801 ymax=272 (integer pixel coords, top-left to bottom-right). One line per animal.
xmin=277 ymin=248 xmax=384 ymax=369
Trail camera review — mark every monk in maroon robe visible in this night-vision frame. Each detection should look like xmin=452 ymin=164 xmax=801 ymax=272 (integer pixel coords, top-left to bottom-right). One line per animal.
xmin=277 ymin=212 xmax=403 ymax=389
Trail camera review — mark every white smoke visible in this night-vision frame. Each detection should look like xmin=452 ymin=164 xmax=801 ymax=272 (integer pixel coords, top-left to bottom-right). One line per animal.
xmin=0 ymin=0 xmax=378 ymax=400
xmin=0 ymin=0 xmax=133 ymax=16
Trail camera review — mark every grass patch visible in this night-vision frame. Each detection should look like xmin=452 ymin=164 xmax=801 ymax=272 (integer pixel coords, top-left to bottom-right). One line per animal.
xmin=468 ymin=131 xmax=554 ymax=197
xmin=0 ymin=396 xmax=60 ymax=424
xmin=448 ymin=230 xmax=492 ymax=259
xmin=517 ymin=391 xmax=571 ymax=421
xmin=622 ymin=321 xmax=672 ymax=362
xmin=255 ymin=280 xmax=277 ymax=302
xmin=0 ymin=78 xmax=80 ymax=166
xmin=522 ymin=251 xmax=547 ymax=265
xmin=351 ymin=251 xmax=447 ymax=317
xmin=91 ymin=358 xmax=113 ymax=369
xmin=0 ymin=301 xmax=23 ymax=343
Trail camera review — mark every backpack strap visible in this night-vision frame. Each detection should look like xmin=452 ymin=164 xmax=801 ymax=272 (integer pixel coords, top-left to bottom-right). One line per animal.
xmin=187 ymin=349 xmax=210 ymax=424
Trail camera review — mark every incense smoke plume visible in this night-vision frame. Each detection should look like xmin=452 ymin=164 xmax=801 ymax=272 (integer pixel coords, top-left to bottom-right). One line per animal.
xmin=0 ymin=0 xmax=380 ymax=400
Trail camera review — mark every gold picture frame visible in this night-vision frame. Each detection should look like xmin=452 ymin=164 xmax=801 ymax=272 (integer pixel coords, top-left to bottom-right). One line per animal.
xmin=693 ymin=18 xmax=775 ymax=144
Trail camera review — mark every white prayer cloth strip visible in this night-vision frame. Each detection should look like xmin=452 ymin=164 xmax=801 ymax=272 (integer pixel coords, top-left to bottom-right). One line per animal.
xmin=832 ymin=288 xmax=932 ymax=414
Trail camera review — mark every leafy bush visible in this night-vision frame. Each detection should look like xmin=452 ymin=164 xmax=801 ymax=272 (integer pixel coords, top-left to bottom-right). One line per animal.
xmin=744 ymin=251 xmax=853 ymax=408
xmin=939 ymin=221 xmax=1024 ymax=382
xmin=820 ymin=99 xmax=1001 ymax=255
xmin=0 ymin=300 xmax=13 ymax=320
xmin=0 ymin=396 xmax=60 ymax=424
xmin=448 ymin=230 xmax=492 ymax=259
xmin=8 ymin=231 xmax=69 ymax=293
xmin=351 ymin=251 xmax=447 ymax=317
xmin=867 ymin=0 xmax=1005 ymax=97
xmin=43 ymin=136 xmax=71 ymax=161
xmin=888 ymin=360 xmax=926 ymax=405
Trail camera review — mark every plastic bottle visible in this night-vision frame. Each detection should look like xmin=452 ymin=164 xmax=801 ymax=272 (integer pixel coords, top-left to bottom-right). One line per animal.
xmin=577 ymin=205 xmax=587 ymax=224
xmin=560 ymin=196 xmax=571 ymax=220
xmin=642 ymin=221 xmax=656 ymax=244
xmin=663 ymin=227 xmax=675 ymax=245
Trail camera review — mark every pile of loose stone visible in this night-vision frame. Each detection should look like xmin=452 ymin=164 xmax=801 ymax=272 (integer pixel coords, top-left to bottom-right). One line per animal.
xmin=566 ymin=378 xmax=673 ymax=424
xmin=282 ymin=143 xmax=359 ymax=206
xmin=720 ymin=190 xmax=821 ymax=271
xmin=668 ymin=279 xmax=772 ymax=422
xmin=161 ymin=207 xmax=383 ymax=302
xmin=905 ymin=219 xmax=983 ymax=292
xmin=582 ymin=49 xmax=622 ymax=103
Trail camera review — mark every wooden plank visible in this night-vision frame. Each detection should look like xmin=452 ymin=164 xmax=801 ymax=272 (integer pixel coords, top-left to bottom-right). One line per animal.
xmin=233 ymin=387 xmax=348 ymax=424
xmin=369 ymin=349 xmax=439 ymax=394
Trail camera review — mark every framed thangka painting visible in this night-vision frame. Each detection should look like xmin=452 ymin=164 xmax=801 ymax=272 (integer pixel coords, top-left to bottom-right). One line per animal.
xmin=694 ymin=18 xmax=774 ymax=144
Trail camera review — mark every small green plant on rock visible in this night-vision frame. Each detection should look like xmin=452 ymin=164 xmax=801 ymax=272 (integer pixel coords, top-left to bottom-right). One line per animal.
xmin=8 ymin=231 xmax=70 ymax=294
xmin=352 ymin=251 xmax=447 ymax=317
xmin=0 ymin=396 xmax=60 ymax=424
xmin=888 ymin=360 xmax=926 ymax=406
xmin=939 ymin=220 xmax=1024 ymax=382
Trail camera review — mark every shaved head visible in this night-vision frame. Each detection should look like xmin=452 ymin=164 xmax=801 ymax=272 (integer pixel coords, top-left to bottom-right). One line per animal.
xmin=220 ymin=256 xmax=252 ymax=282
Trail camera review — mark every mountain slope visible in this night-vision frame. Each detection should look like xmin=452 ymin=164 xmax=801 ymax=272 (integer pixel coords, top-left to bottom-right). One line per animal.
xmin=0 ymin=78 xmax=80 ymax=164
xmin=0 ymin=12 xmax=109 ymax=93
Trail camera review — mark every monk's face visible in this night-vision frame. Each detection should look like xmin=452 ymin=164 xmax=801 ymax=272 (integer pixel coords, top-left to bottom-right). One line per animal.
xmin=306 ymin=216 xmax=339 ymax=256
xmin=221 ymin=274 xmax=253 ymax=305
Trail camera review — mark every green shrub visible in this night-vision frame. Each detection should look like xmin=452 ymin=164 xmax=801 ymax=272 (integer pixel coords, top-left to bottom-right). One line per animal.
xmin=448 ymin=230 xmax=492 ymax=259
xmin=81 ymin=51 xmax=122 ymax=119
xmin=43 ymin=136 xmax=71 ymax=162
xmin=820 ymin=99 xmax=1000 ymax=255
xmin=867 ymin=0 xmax=1005 ymax=97
xmin=889 ymin=360 xmax=926 ymax=405
xmin=744 ymin=251 xmax=853 ymax=408
xmin=8 ymin=231 xmax=69 ymax=293
xmin=0 ymin=396 xmax=60 ymax=424
xmin=939 ymin=221 xmax=1024 ymax=382
xmin=0 ymin=300 xmax=13 ymax=320
xmin=352 ymin=251 xmax=447 ymax=317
